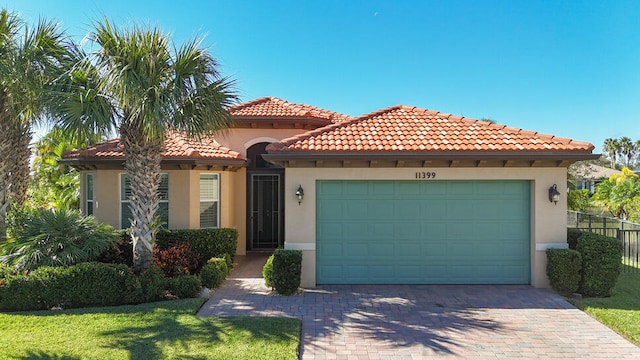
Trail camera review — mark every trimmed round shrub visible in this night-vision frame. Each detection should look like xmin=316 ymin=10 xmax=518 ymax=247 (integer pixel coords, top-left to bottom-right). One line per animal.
xmin=262 ymin=254 xmax=274 ymax=289
xmin=200 ymin=258 xmax=227 ymax=289
xmin=272 ymin=249 xmax=302 ymax=296
xmin=168 ymin=275 xmax=202 ymax=299
xmin=546 ymin=248 xmax=582 ymax=295
xmin=576 ymin=232 xmax=623 ymax=297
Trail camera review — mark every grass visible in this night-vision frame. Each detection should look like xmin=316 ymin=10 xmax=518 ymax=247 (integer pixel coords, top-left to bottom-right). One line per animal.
xmin=0 ymin=298 xmax=301 ymax=360
xmin=570 ymin=266 xmax=640 ymax=346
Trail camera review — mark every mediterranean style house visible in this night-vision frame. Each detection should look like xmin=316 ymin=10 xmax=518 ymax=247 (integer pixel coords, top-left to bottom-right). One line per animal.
xmin=61 ymin=96 xmax=598 ymax=288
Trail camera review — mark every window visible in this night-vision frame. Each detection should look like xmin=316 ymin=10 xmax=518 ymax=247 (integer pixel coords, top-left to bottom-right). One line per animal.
xmin=120 ymin=173 xmax=169 ymax=229
xmin=200 ymin=174 xmax=219 ymax=228
xmin=86 ymin=173 xmax=94 ymax=216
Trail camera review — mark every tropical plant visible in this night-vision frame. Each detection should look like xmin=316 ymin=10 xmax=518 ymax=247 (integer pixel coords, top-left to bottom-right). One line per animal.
xmin=603 ymin=138 xmax=620 ymax=169
xmin=0 ymin=9 xmax=71 ymax=239
xmin=593 ymin=167 xmax=640 ymax=220
xmin=51 ymin=18 xmax=237 ymax=272
xmin=0 ymin=208 xmax=120 ymax=271
xmin=30 ymin=126 xmax=103 ymax=210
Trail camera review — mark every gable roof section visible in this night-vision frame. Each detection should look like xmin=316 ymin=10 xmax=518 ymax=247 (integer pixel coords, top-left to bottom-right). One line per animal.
xmin=265 ymin=105 xmax=597 ymax=165
xmin=229 ymin=96 xmax=353 ymax=128
xmin=60 ymin=131 xmax=244 ymax=169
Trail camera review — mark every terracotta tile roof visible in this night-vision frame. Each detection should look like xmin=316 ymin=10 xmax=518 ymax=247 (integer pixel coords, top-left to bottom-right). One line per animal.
xmin=229 ymin=96 xmax=353 ymax=123
xmin=62 ymin=131 xmax=243 ymax=160
xmin=267 ymin=105 xmax=595 ymax=153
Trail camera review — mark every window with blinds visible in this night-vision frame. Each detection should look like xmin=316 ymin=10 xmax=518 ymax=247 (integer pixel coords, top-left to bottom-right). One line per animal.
xmin=86 ymin=173 xmax=94 ymax=216
xmin=200 ymin=174 xmax=219 ymax=228
xmin=120 ymin=173 xmax=169 ymax=229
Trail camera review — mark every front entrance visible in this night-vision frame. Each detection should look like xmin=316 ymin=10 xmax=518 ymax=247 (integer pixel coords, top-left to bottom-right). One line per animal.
xmin=246 ymin=142 xmax=284 ymax=251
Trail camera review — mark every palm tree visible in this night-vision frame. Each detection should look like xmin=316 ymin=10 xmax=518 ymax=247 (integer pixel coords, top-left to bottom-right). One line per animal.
xmin=53 ymin=19 xmax=237 ymax=272
xmin=619 ymin=136 xmax=635 ymax=168
xmin=0 ymin=9 xmax=70 ymax=239
xmin=603 ymin=138 xmax=620 ymax=169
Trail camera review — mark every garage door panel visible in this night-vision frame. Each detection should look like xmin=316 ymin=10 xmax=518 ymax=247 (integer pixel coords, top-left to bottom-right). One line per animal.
xmin=316 ymin=180 xmax=530 ymax=284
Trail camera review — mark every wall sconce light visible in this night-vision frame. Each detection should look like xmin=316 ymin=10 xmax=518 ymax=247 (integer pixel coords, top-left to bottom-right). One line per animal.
xmin=295 ymin=185 xmax=304 ymax=205
xmin=548 ymin=184 xmax=561 ymax=205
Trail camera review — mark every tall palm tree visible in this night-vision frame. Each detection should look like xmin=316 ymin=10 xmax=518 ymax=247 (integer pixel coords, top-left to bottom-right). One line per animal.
xmin=0 ymin=9 xmax=70 ymax=239
xmin=619 ymin=136 xmax=635 ymax=168
xmin=603 ymin=138 xmax=620 ymax=169
xmin=53 ymin=19 xmax=237 ymax=272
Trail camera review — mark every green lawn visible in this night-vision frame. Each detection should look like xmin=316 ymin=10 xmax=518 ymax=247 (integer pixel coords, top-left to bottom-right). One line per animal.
xmin=0 ymin=298 xmax=300 ymax=360
xmin=571 ymin=267 xmax=640 ymax=346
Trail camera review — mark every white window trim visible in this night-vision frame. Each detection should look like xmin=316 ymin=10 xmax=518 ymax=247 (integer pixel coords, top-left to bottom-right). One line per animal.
xmin=120 ymin=173 xmax=169 ymax=229
xmin=85 ymin=173 xmax=94 ymax=216
xmin=199 ymin=173 xmax=220 ymax=228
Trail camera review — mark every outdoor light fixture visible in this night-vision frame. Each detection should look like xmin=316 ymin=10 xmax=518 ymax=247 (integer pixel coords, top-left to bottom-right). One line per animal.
xmin=548 ymin=184 xmax=561 ymax=205
xmin=295 ymin=185 xmax=304 ymax=205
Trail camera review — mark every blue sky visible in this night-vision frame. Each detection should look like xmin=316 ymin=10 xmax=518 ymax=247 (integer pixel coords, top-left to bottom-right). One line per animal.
xmin=7 ymin=0 xmax=640 ymax=153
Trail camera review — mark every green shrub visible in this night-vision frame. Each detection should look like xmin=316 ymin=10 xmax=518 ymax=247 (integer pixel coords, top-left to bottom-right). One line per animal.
xmin=0 ymin=262 xmax=14 ymax=279
xmin=0 ymin=262 xmax=142 ymax=311
xmin=576 ymin=232 xmax=623 ymax=297
xmin=0 ymin=208 xmax=120 ymax=271
xmin=168 ymin=275 xmax=202 ymax=299
xmin=262 ymin=254 xmax=274 ymax=289
xmin=568 ymin=189 xmax=591 ymax=212
xmin=200 ymin=258 xmax=228 ymax=289
xmin=156 ymin=229 xmax=238 ymax=271
xmin=567 ymin=228 xmax=583 ymax=250
xmin=546 ymin=248 xmax=582 ymax=295
xmin=272 ymin=249 xmax=302 ymax=296
xmin=222 ymin=253 xmax=233 ymax=271
xmin=135 ymin=266 xmax=167 ymax=303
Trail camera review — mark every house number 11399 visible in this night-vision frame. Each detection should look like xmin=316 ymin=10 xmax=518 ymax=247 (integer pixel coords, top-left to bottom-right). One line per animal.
xmin=415 ymin=171 xmax=436 ymax=179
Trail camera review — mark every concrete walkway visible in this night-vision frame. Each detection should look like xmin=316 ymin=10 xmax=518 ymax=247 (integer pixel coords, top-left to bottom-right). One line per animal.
xmin=198 ymin=255 xmax=640 ymax=359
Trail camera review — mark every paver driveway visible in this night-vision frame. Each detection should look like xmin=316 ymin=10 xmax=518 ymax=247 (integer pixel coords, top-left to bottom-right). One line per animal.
xmin=198 ymin=255 xmax=640 ymax=359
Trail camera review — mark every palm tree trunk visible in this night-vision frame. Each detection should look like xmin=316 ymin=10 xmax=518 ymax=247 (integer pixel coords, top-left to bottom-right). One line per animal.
xmin=121 ymin=125 xmax=163 ymax=272
xmin=0 ymin=109 xmax=11 ymax=240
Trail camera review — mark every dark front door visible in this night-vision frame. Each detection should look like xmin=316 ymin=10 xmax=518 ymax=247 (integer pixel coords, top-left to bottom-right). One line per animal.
xmin=249 ymin=173 xmax=283 ymax=250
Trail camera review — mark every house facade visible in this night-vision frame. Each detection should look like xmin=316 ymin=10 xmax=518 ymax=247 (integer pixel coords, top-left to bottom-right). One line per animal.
xmin=61 ymin=97 xmax=598 ymax=288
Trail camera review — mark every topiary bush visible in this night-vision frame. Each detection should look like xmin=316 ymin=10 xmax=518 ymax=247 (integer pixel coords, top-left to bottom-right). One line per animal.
xmin=272 ymin=249 xmax=302 ymax=296
xmin=199 ymin=257 xmax=228 ymax=289
xmin=135 ymin=265 xmax=167 ymax=303
xmin=546 ymin=248 xmax=582 ymax=296
xmin=262 ymin=254 xmax=274 ymax=289
xmin=0 ymin=208 xmax=120 ymax=271
xmin=576 ymin=232 xmax=623 ymax=297
xmin=567 ymin=228 xmax=584 ymax=250
xmin=153 ymin=243 xmax=201 ymax=278
xmin=168 ymin=275 xmax=202 ymax=299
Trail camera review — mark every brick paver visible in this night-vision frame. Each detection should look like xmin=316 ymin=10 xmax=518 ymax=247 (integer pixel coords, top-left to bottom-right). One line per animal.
xmin=198 ymin=255 xmax=640 ymax=359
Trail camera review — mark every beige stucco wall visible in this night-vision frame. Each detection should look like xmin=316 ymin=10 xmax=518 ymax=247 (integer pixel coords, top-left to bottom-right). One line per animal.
xmin=82 ymin=168 xmax=248 ymax=255
xmin=216 ymin=128 xmax=307 ymax=157
xmin=282 ymin=167 xmax=568 ymax=288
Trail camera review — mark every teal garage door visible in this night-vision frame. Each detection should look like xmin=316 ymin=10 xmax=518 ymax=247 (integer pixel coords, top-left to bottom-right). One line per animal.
xmin=316 ymin=180 xmax=530 ymax=284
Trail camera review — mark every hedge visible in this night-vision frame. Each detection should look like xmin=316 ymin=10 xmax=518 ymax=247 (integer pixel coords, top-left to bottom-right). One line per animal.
xmin=567 ymin=228 xmax=583 ymax=250
xmin=99 ymin=228 xmax=238 ymax=272
xmin=546 ymin=248 xmax=582 ymax=295
xmin=272 ymin=249 xmax=302 ymax=296
xmin=576 ymin=232 xmax=623 ymax=297
xmin=0 ymin=262 xmax=166 ymax=311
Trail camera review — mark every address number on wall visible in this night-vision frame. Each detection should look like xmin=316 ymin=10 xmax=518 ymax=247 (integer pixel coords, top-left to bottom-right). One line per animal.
xmin=415 ymin=171 xmax=436 ymax=179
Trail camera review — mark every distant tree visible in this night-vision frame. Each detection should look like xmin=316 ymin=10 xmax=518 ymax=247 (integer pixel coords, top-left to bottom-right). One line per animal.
xmin=603 ymin=138 xmax=620 ymax=169
xmin=619 ymin=136 xmax=635 ymax=167
xmin=480 ymin=117 xmax=496 ymax=123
